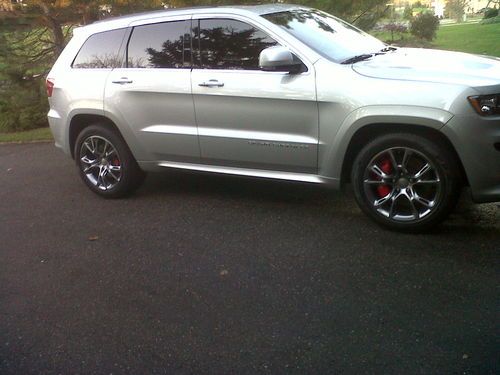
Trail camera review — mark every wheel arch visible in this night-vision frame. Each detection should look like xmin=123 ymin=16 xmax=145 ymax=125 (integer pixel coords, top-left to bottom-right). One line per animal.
xmin=69 ymin=114 xmax=123 ymax=159
xmin=340 ymin=123 xmax=468 ymax=186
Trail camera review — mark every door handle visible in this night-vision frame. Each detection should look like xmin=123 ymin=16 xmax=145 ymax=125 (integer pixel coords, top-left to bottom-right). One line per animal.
xmin=112 ymin=78 xmax=133 ymax=84
xmin=198 ymin=79 xmax=224 ymax=88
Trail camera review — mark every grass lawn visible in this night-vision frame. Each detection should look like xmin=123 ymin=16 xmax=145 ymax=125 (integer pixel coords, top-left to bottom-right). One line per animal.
xmin=0 ymin=127 xmax=53 ymax=143
xmin=371 ymin=22 xmax=500 ymax=57
xmin=434 ymin=23 xmax=500 ymax=57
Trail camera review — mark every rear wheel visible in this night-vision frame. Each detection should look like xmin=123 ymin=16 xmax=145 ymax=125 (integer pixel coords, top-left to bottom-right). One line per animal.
xmin=75 ymin=125 xmax=145 ymax=198
xmin=351 ymin=133 xmax=461 ymax=231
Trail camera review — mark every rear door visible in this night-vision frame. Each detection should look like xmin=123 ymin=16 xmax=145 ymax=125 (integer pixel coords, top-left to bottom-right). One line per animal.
xmin=53 ymin=28 xmax=127 ymax=153
xmin=105 ymin=16 xmax=199 ymax=162
xmin=191 ymin=16 xmax=319 ymax=173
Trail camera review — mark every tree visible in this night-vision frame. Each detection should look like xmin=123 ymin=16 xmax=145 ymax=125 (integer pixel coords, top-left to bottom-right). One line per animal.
xmin=292 ymin=0 xmax=389 ymax=30
xmin=485 ymin=0 xmax=500 ymax=8
xmin=403 ymin=5 xmax=413 ymax=20
xmin=446 ymin=0 xmax=471 ymax=22
xmin=410 ymin=12 xmax=440 ymax=41
xmin=1 ymin=1 xmax=165 ymax=54
xmin=0 ymin=30 xmax=48 ymax=132
xmin=0 ymin=0 xmax=13 ymax=12
xmin=169 ymin=0 xmax=389 ymax=30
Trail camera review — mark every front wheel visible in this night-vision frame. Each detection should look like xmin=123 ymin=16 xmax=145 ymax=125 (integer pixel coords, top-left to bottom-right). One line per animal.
xmin=75 ymin=125 xmax=145 ymax=198
xmin=351 ymin=133 xmax=461 ymax=231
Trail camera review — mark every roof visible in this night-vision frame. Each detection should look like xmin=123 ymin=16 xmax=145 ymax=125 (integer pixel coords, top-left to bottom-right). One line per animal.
xmin=76 ymin=4 xmax=307 ymax=35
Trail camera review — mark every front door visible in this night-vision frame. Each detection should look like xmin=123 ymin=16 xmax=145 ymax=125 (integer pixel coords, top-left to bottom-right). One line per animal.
xmin=191 ymin=17 xmax=318 ymax=173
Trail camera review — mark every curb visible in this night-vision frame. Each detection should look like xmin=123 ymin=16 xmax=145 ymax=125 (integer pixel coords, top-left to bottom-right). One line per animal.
xmin=0 ymin=140 xmax=53 ymax=145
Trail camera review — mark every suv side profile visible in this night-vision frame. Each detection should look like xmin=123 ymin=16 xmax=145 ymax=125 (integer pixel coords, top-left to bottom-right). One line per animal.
xmin=47 ymin=5 xmax=500 ymax=231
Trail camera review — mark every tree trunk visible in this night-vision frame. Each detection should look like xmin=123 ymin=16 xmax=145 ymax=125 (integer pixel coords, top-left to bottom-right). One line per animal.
xmin=38 ymin=4 xmax=65 ymax=56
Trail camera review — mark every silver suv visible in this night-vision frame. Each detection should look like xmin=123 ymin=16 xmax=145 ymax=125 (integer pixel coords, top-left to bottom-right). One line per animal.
xmin=47 ymin=4 xmax=500 ymax=231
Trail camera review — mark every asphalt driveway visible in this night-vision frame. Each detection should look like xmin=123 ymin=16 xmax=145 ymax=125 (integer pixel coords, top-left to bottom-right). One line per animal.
xmin=0 ymin=143 xmax=498 ymax=374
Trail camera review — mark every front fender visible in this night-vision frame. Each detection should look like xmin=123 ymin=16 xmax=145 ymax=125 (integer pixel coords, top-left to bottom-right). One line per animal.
xmin=318 ymin=105 xmax=454 ymax=180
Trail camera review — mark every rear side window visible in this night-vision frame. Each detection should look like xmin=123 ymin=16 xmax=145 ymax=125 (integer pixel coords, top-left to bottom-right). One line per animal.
xmin=193 ymin=19 xmax=278 ymax=70
xmin=72 ymin=28 xmax=127 ymax=69
xmin=127 ymin=20 xmax=191 ymax=68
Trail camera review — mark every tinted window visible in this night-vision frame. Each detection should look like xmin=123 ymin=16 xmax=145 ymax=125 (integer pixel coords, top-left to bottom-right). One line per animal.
xmin=127 ymin=21 xmax=191 ymax=68
xmin=193 ymin=19 xmax=278 ymax=70
xmin=73 ymin=28 xmax=127 ymax=69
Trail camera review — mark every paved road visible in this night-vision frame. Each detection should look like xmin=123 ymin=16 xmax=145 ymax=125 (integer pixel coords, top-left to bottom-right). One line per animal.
xmin=1 ymin=143 xmax=498 ymax=374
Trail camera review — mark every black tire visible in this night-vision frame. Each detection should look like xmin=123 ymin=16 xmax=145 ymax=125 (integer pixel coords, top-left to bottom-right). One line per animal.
xmin=351 ymin=133 xmax=461 ymax=232
xmin=74 ymin=124 xmax=145 ymax=198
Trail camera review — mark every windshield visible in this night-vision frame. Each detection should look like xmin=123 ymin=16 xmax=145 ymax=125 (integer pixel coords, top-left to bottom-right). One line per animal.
xmin=263 ymin=9 xmax=386 ymax=63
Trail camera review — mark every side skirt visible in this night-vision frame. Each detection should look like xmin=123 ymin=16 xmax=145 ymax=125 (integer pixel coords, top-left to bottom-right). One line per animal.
xmin=144 ymin=160 xmax=339 ymax=187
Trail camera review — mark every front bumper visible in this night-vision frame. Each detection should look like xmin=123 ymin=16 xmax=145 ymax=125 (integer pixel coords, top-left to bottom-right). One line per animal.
xmin=442 ymin=114 xmax=500 ymax=203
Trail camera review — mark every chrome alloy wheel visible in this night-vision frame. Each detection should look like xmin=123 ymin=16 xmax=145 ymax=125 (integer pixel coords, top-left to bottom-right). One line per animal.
xmin=363 ymin=147 xmax=442 ymax=222
xmin=79 ymin=136 xmax=122 ymax=191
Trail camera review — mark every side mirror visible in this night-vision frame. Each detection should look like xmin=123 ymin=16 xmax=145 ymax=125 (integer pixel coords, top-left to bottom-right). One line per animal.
xmin=259 ymin=46 xmax=304 ymax=74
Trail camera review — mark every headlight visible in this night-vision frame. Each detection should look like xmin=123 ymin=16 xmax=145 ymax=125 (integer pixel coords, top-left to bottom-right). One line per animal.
xmin=468 ymin=94 xmax=500 ymax=116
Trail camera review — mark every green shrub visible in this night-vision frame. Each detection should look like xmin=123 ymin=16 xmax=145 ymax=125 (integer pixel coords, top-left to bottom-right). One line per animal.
xmin=0 ymin=77 xmax=48 ymax=132
xmin=480 ymin=15 xmax=500 ymax=24
xmin=0 ymin=28 xmax=52 ymax=133
xmin=410 ymin=12 xmax=440 ymax=41
xmin=484 ymin=8 xmax=499 ymax=19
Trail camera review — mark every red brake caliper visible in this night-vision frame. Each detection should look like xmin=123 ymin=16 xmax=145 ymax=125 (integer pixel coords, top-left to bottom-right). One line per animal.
xmin=112 ymin=158 xmax=120 ymax=166
xmin=376 ymin=158 xmax=392 ymax=198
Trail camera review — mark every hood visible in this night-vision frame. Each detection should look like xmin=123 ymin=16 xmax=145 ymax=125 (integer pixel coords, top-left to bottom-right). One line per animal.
xmin=352 ymin=48 xmax=500 ymax=87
